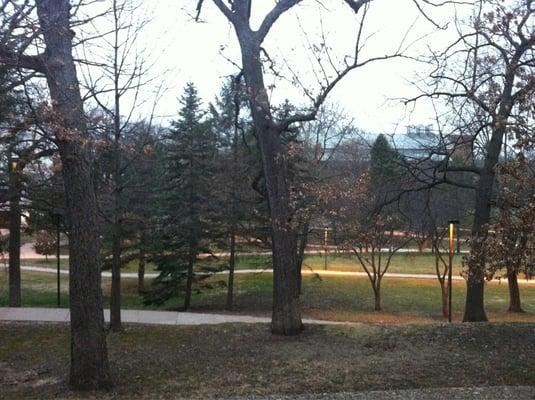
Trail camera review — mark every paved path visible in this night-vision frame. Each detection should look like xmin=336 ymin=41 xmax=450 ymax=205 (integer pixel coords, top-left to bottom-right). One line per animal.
xmin=8 ymin=246 xmax=468 ymax=261
xmin=0 ymin=307 xmax=353 ymax=326
xmin=6 ymin=265 xmax=535 ymax=285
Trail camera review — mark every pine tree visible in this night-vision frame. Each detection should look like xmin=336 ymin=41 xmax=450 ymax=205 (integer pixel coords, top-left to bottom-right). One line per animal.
xmin=145 ymin=83 xmax=219 ymax=309
xmin=369 ymin=134 xmax=402 ymax=209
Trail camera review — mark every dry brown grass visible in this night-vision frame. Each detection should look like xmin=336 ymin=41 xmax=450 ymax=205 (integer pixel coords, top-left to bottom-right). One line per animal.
xmin=2 ymin=322 xmax=535 ymax=399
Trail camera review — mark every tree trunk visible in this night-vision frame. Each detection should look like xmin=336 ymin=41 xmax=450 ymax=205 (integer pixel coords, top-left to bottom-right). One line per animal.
xmin=463 ymin=278 xmax=487 ymax=322
xmin=109 ymin=114 xmax=122 ymax=331
xmin=373 ymin=284 xmax=382 ymax=311
xmin=296 ymin=221 xmax=309 ymax=295
xmin=109 ymin=0 xmax=123 ymax=332
xmin=184 ymin=247 xmax=194 ymax=311
xmin=507 ymin=268 xmax=523 ymax=313
xmin=110 ymin=219 xmax=122 ymax=331
xmin=8 ymin=168 xmax=21 ymax=307
xmin=239 ymin=35 xmax=302 ymax=335
xmin=463 ymin=64 xmax=515 ymax=322
xmin=36 ymin=0 xmax=111 ymax=389
xmin=226 ymin=230 xmax=236 ymax=310
xmin=440 ymin=280 xmax=448 ymax=319
xmin=137 ymin=242 xmax=145 ymax=294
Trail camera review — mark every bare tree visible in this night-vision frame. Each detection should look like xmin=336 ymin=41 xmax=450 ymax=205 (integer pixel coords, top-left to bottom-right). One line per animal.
xmin=406 ymin=0 xmax=535 ymax=321
xmin=348 ymin=217 xmax=409 ymax=311
xmin=196 ymin=0 xmax=414 ymax=335
xmin=0 ymin=0 xmax=111 ymax=389
xmin=79 ymin=0 xmax=154 ymax=332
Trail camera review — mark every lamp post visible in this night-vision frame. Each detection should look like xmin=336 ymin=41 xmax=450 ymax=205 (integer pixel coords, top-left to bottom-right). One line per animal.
xmin=324 ymin=226 xmax=328 ymax=270
xmin=448 ymin=220 xmax=459 ymax=323
xmin=49 ymin=208 xmax=64 ymax=307
xmin=8 ymin=155 xmax=21 ymax=307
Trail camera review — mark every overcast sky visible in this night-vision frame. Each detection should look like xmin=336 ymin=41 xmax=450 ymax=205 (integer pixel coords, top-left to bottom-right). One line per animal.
xmin=89 ymin=0 xmax=471 ymax=134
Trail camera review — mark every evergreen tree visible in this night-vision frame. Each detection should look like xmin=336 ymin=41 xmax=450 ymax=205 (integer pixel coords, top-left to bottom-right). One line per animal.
xmin=145 ymin=83 xmax=220 ymax=309
xmin=369 ymin=134 xmax=402 ymax=209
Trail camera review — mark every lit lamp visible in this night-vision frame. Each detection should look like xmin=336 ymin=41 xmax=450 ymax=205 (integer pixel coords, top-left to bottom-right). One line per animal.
xmin=448 ymin=220 xmax=459 ymax=323
xmin=324 ymin=226 xmax=328 ymax=270
xmin=9 ymin=156 xmax=19 ymax=172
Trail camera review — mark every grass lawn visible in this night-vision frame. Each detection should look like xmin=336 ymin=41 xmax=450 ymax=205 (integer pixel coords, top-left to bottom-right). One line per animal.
xmin=19 ymin=252 xmax=467 ymax=276
xmin=1 ymin=322 xmax=535 ymax=399
xmin=2 ymin=269 xmax=535 ymax=323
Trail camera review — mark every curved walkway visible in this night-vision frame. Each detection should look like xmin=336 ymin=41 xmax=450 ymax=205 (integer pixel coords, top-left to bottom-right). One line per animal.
xmin=0 ymin=307 xmax=354 ymax=326
xmin=7 ymin=265 xmax=535 ymax=285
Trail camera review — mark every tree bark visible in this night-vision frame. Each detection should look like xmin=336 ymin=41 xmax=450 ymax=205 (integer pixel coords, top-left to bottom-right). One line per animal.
xmin=238 ymin=31 xmax=302 ymax=335
xmin=184 ymin=246 xmax=194 ymax=311
xmin=36 ymin=0 xmax=111 ymax=389
xmin=226 ymin=230 xmax=236 ymax=311
xmin=373 ymin=284 xmax=382 ymax=311
xmin=109 ymin=0 xmax=123 ymax=333
xmin=8 ymin=167 xmax=21 ymax=307
xmin=463 ymin=49 xmax=517 ymax=322
xmin=296 ymin=221 xmax=309 ymax=295
xmin=137 ymin=240 xmax=145 ymax=294
xmin=440 ymin=281 xmax=448 ymax=319
xmin=507 ymin=268 xmax=523 ymax=313
xmin=110 ymin=214 xmax=122 ymax=331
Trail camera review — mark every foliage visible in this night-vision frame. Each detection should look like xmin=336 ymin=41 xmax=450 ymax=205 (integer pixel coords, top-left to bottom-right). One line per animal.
xmin=32 ymin=230 xmax=56 ymax=259
xmin=479 ymin=157 xmax=535 ymax=280
xmin=144 ymin=83 xmax=223 ymax=307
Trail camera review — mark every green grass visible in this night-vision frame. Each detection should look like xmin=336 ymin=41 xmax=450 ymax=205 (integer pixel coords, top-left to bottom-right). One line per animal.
xmin=300 ymin=252 xmax=465 ymax=275
xmin=2 ymin=268 xmax=535 ymax=323
xmin=20 ymin=251 xmax=464 ymax=276
xmin=2 ymin=322 xmax=535 ymax=398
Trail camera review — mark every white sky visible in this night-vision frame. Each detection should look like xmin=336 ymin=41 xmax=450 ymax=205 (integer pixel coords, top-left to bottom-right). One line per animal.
xmin=92 ymin=0 xmax=471 ymax=134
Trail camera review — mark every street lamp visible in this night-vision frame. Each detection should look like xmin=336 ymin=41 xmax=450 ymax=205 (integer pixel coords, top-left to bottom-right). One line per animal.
xmin=324 ymin=226 xmax=328 ymax=270
xmin=9 ymin=156 xmax=19 ymax=173
xmin=49 ymin=208 xmax=65 ymax=307
xmin=448 ymin=220 xmax=459 ymax=323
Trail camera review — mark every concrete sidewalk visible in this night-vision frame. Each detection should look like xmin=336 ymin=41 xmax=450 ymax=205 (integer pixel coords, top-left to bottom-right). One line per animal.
xmin=0 ymin=307 xmax=353 ymax=326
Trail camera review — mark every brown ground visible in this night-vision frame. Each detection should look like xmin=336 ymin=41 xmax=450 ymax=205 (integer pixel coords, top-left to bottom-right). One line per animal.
xmin=2 ymin=321 xmax=535 ymax=399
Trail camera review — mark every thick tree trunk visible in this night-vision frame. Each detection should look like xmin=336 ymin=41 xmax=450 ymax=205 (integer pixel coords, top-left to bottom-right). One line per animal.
xmin=463 ymin=279 xmax=487 ymax=322
xmin=463 ymin=65 xmax=515 ymax=322
xmin=507 ymin=268 xmax=523 ymax=313
xmin=8 ymin=169 xmax=21 ymax=307
xmin=239 ymin=36 xmax=302 ymax=335
xmin=36 ymin=0 xmax=111 ymax=389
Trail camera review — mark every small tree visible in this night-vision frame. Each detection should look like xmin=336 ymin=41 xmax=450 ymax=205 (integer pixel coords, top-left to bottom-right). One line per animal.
xmin=482 ymin=157 xmax=535 ymax=313
xmin=33 ymin=231 xmax=56 ymax=261
xmin=345 ymin=214 xmax=409 ymax=311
